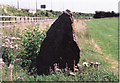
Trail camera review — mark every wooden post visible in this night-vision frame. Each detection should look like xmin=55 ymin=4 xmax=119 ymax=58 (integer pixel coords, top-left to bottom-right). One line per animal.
xmin=34 ymin=17 xmax=35 ymax=22
xmin=9 ymin=15 xmax=11 ymax=25
xmin=31 ymin=17 xmax=32 ymax=23
xmin=15 ymin=15 xmax=17 ymax=23
xmin=36 ymin=17 xmax=37 ymax=22
xmin=20 ymin=17 xmax=21 ymax=23
xmin=2 ymin=14 xmax=4 ymax=26
xmin=5 ymin=16 xmax=7 ymax=25
xmin=24 ymin=17 xmax=26 ymax=23
xmin=28 ymin=17 xmax=29 ymax=23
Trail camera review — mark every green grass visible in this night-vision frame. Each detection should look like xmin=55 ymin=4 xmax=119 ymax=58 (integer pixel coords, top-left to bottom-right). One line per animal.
xmin=85 ymin=18 xmax=118 ymax=60
xmin=2 ymin=63 xmax=118 ymax=82
xmin=76 ymin=17 xmax=119 ymax=76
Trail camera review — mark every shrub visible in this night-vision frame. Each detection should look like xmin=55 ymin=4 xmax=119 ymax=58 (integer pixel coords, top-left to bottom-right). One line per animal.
xmin=17 ymin=24 xmax=48 ymax=74
xmin=2 ymin=36 xmax=20 ymax=66
xmin=2 ymin=47 xmax=14 ymax=66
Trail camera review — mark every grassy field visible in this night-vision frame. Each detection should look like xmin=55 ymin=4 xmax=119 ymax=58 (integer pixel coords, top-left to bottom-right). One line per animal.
xmin=1 ymin=18 xmax=119 ymax=82
xmin=85 ymin=18 xmax=118 ymax=59
xmin=82 ymin=17 xmax=119 ymax=74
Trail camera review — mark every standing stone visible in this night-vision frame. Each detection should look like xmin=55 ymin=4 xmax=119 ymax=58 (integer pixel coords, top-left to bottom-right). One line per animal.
xmin=36 ymin=9 xmax=80 ymax=75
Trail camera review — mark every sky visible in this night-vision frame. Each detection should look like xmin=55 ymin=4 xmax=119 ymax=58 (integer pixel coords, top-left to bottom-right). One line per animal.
xmin=0 ymin=0 xmax=119 ymax=13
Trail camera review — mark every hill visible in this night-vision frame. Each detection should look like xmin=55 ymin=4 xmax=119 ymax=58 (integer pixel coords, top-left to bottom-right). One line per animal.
xmin=0 ymin=4 xmax=93 ymax=18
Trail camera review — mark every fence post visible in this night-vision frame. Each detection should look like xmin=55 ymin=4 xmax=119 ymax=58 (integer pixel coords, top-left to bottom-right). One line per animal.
xmin=27 ymin=17 xmax=29 ymax=23
xmin=38 ymin=17 xmax=40 ymax=22
xmin=15 ymin=15 xmax=17 ymax=23
xmin=36 ymin=16 xmax=37 ymax=22
xmin=9 ymin=15 xmax=11 ymax=25
xmin=2 ymin=14 xmax=4 ymax=26
xmin=34 ymin=17 xmax=35 ymax=22
xmin=31 ymin=17 xmax=32 ymax=23
xmin=24 ymin=16 xmax=26 ymax=23
xmin=20 ymin=16 xmax=22 ymax=23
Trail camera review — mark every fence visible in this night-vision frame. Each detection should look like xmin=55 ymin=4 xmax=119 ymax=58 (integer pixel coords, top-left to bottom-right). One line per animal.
xmin=0 ymin=15 xmax=57 ymax=27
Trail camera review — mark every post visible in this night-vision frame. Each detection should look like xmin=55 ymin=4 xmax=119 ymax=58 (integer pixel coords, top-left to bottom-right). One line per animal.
xmin=15 ymin=16 xmax=17 ymax=23
xmin=24 ymin=16 xmax=26 ymax=23
xmin=2 ymin=14 xmax=4 ymax=26
xmin=9 ymin=15 xmax=11 ymax=25
xmin=36 ymin=17 xmax=37 ymax=22
xmin=28 ymin=17 xmax=29 ymax=23
xmin=31 ymin=17 xmax=32 ymax=23
xmin=34 ymin=17 xmax=35 ymax=22
xmin=20 ymin=17 xmax=21 ymax=23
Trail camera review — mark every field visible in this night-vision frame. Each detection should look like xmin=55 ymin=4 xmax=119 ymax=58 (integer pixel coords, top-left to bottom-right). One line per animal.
xmin=0 ymin=17 xmax=119 ymax=82
xmin=84 ymin=18 xmax=118 ymax=73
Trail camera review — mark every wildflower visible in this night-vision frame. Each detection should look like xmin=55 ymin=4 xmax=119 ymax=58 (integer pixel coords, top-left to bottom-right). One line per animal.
xmin=55 ymin=67 xmax=61 ymax=72
xmin=16 ymin=37 xmax=21 ymax=40
xmin=77 ymin=64 xmax=81 ymax=69
xmin=14 ymin=44 xmax=18 ymax=49
xmin=16 ymin=76 xmax=23 ymax=80
xmin=11 ymin=37 xmax=16 ymax=40
xmin=10 ymin=41 xmax=14 ymax=45
xmin=9 ymin=45 xmax=14 ymax=49
xmin=8 ymin=36 xmax=11 ymax=39
xmin=5 ymin=38 xmax=10 ymax=42
xmin=0 ymin=61 xmax=5 ymax=66
xmin=6 ymin=44 xmax=10 ymax=48
xmin=94 ymin=62 xmax=100 ymax=70
xmin=94 ymin=62 xmax=100 ymax=66
xmin=83 ymin=62 xmax=89 ymax=67
xmin=14 ymin=58 xmax=22 ymax=63
xmin=54 ymin=63 xmax=61 ymax=72
xmin=1 ymin=43 xmax=5 ymax=47
xmin=19 ymin=77 xmax=23 ymax=80
xmin=17 ymin=41 xmax=21 ymax=44
xmin=64 ymin=68 xmax=68 ymax=72
xmin=64 ymin=63 xmax=68 ymax=72
xmin=8 ymin=64 xmax=14 ymax=69
xmin=75 ymin=68 xmax=78 ymax=72
xmin=2 ymin=44 xmax=9 ymax=48
xmin=90 ymin=62 xmax=94 ymax=66
xmin=0 ymin=58 xmax=3 ymax=62
xmin=69 ymin=71 xmax=75 ymax=76
xmin=77 ymin=64 xmax=81 ymax=74
xmin=49 ymin=66 xmax=54 ymax=74
xmin=5 ymin=42 xmax=9 ymax=45
xmin=2 ymin=36 xmax=8 ymax=39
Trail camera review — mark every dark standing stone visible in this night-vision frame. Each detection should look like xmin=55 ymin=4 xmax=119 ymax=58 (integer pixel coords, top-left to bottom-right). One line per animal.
xmin=36 ymin=9 xmax=80 ymax=75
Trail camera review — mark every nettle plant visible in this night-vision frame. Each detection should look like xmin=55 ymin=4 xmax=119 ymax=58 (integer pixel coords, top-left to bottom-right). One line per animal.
xmin=17 ymin=24 xmax=48 ymax=74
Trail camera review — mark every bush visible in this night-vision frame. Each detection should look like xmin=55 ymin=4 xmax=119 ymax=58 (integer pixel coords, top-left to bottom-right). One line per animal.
xmin=17 ymin=24 xmax=48 ymax=74
xmin=2 ymin=36 xmax=20 ymax=66
xmin=2 ymin=47 xmax=14 ymax=66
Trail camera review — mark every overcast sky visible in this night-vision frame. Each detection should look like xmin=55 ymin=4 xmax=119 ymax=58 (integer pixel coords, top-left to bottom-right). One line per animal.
xmin=0 ymin=0 xmax=119 ymax=13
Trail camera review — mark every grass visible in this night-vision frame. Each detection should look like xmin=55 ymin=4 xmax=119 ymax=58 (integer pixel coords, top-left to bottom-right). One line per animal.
xmin=2 ymin=62 xmax=118 ymax=82
xmin=83 ymin=17 xmax=119 ymax=74
xmin=85 ymin=18 xmax=118 ymax=60
xmin=1 ymin=18 xmax=119 ymax=82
